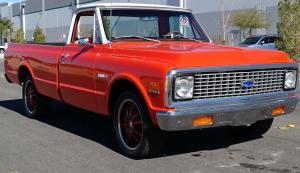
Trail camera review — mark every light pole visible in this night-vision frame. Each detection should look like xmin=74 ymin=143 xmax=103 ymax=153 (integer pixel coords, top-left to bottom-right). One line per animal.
xmin=21 ymin=2 xmax=26 ymax=39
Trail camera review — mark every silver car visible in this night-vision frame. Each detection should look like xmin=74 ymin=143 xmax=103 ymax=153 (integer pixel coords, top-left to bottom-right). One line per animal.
xmin=239 ymin=35 xmax=280 ymax=50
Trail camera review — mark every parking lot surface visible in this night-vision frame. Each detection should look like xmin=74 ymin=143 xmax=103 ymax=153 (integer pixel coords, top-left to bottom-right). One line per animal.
xmin=0 ymin=59 xmax=300 ymax=173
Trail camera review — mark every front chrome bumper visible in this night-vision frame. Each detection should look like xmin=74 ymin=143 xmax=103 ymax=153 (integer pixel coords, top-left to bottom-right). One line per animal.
xmin=156 ymin=91 xmax=298 ymax=131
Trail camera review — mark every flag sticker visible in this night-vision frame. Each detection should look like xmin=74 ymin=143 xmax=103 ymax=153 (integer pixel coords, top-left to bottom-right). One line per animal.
xmin=180 ymin=16 xmax=189 ymax=27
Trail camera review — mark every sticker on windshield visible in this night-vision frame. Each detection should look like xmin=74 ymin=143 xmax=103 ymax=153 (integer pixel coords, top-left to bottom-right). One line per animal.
xmin=140 ymin=16 xmax=158 ymax=21
xmin=180 ymin=16 xmax=189 ymax=27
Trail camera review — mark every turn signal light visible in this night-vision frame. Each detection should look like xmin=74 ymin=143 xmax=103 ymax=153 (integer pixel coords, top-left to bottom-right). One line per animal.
xmin=193 ymin=116 xmax=214 ymax=126
xmin=272 ymin=106 xmax=285 ymax=116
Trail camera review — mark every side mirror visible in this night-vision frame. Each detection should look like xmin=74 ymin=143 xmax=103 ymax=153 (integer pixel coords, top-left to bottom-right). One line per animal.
xmin=78 ymin=38 xmax=94 ymax=48
xmin=260 ymin=40 xmax=265 ymax=45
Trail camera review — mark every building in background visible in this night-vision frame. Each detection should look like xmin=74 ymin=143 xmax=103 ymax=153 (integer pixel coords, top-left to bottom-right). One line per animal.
xmin=0 ymin=0 xmax=279 ymax=45
xmin=0 ymin=2 xmax=12 ymax=45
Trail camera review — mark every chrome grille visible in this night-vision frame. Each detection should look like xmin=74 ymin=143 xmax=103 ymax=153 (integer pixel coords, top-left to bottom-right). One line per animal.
xmin=193 ymin=69 xmax=285 ymax=99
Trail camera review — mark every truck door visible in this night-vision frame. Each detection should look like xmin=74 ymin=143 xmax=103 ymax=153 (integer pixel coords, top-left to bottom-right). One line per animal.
xmin=59 ymin=10 xmax=101 ymax=113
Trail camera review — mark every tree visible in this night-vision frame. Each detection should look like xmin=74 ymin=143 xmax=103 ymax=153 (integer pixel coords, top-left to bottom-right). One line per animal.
xmin=33 ymin=26 xmax=46 ymax=43
xmin=232 ymin=9 xmax=270 ymax=38
xmin=0 ymin=17 xmax=14 ymax=43
xmin=220 ymin=0 xmax=236 ymax=44
xmin=277 ymin=0 xmax=300 ymax=60
xmin=15 ymin=28 xmax=26 ymax=43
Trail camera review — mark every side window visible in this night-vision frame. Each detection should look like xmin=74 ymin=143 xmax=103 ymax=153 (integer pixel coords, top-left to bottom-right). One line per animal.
xmin=72 ymin=11 xmax=102 ymax=44
xmin=269 ymin=37 xmax=276 ymax=44
xmin=261 ymin=37 xmax=268 ymax=44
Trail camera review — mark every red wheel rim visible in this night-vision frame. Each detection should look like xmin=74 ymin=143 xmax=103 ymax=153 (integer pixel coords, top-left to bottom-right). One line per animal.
xmin=118 ymin=99 xmax=143 ymax=150
xmin=24 ymin=80 xmax=37 ymax=113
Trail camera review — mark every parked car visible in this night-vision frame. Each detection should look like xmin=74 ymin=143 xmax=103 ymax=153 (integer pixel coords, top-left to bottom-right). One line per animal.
xmin=0 ymin=43 xmax=7 ymax=54
xmin=4 ymin=3 xmax=298 ymax=159
xmin=239 ymin=35 xmax=280 ymax=50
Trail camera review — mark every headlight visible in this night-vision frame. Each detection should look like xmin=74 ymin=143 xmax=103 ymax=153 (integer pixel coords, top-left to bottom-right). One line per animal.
xmin=174 ymin=76 xmax=194 ymax=100
xmin=285 ymin=70 xmax=297 ymax=89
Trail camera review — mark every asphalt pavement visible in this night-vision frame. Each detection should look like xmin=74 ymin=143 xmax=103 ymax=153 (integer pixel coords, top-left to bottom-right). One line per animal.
xmin=0 ymin=58 xmax=300 ymax=173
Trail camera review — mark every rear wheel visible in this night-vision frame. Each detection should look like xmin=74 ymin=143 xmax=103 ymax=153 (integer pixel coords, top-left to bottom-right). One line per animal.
xmin=113 ymin=90 xmax=165 ymax=159
xmin=22 ymin=76 xmax=52 ymax=118
xmin=228 ymin=118 xmax=274 ymax=139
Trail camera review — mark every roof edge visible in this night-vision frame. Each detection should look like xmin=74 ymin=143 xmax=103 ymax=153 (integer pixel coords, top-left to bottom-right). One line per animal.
xmin=78 ymin=2 xmax=192 ymax=12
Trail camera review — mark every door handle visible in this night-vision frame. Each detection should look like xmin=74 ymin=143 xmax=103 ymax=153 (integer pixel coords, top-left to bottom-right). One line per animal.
xmin=60 ymin=53 xmax=70 ymax=64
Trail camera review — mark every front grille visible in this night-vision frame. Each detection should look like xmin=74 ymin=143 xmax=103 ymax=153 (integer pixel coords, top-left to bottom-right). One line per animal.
xmin=193 ymin=69 xmax=285 ymax=99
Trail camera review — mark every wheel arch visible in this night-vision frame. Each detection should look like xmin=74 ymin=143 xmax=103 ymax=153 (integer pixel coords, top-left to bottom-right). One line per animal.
xmin=107 ymin=76 xmax=152 ymax=118
xmin=18 ymin=65 xmax=32 ymax=85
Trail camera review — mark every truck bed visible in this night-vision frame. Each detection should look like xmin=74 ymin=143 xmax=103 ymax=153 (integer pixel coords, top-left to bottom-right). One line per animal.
xmin=5 ymin=43 xmax=64 ymax=101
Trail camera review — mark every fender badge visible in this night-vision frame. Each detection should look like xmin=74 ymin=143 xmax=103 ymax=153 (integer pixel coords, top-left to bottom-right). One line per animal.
xmin=149 ymin=82 xmax=160 ymax=95
xmin=97 ymin=73 xmax=108 ymax=79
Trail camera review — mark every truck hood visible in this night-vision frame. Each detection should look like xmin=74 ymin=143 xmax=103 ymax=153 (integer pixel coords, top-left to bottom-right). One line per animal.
xmin=111 ymin=41 xmax=293 ymax=68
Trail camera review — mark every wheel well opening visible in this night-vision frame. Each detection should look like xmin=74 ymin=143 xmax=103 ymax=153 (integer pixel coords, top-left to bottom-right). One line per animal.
xmin=18 ymin=66 xmax=31 ymax=85
xmin=108 ymin=79 xmax=141 ymax=115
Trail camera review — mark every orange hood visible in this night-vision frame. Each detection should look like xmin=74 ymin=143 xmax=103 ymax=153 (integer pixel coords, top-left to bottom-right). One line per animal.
xmin=111 ymin=41 xmax=293 ymax=68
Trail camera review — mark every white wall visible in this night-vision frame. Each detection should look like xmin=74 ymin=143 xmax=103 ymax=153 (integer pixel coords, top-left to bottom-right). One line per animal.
xmin=12 ymin=16 xmax=21 ymax=30
xmin=38 ymin=6 xmax=73 ymax=42
xmin=187 ymin=0 xmax=279 ymax=13
xmin=14 ymin=6 xmax=74 ymax=42
xmin=0 ymin=5 xmax=11 ymax=18
xmin=99 ymin=0 xmax=168 ymax=4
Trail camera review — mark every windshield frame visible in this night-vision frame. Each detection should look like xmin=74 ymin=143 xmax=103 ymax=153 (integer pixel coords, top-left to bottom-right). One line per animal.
xmin=99 ymin=9 xmax=211 ymax=43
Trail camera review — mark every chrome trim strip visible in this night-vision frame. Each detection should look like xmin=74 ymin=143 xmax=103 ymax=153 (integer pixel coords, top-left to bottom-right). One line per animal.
xmin=165 ymin=63 xmax=299 ymax=107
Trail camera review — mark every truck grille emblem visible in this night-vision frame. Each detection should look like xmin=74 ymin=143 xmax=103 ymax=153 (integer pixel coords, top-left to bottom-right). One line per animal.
xmin=241 ymin=79 xmax=255 ymax=88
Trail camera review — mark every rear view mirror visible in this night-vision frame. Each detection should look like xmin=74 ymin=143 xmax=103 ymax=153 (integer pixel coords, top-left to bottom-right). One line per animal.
xmin=78 ymin=38 xmax=94 ymax=48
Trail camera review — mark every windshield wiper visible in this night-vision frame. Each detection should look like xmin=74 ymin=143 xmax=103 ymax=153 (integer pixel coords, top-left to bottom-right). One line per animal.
xmin=164 ymin=32 xmax=202 ymax=43
xmin=177 ymin=36 xmax=202 ymax=43
xmin=113 ymin=35 xmax=160 ymax=43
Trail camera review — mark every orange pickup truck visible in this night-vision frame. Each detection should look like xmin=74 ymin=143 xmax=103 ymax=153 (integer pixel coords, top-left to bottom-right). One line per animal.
xmin=4 ymin=3 xmax=299 ymax=158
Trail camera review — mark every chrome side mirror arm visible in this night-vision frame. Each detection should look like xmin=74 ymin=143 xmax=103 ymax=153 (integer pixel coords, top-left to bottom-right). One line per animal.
xmin=78 ymin=38 xmax=94 ymax=48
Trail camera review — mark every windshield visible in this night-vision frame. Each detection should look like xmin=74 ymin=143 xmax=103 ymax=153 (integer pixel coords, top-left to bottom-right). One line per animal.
xmin=240 ymin=37 xmax=261 ymax=45
xmin=101 ymin=10 xmax=210 ymax=42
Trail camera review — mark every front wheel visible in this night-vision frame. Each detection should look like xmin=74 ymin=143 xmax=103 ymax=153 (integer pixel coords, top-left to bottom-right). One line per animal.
xmin=22 ymin=76 xmax=52 ymax=118
xmin=228 ymin=118 xmax=274 ymax=139
xmin=113 ymin=90 xmax=165 ymax=159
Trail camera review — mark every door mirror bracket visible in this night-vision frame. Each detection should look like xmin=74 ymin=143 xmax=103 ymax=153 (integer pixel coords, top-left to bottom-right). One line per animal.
xmin=78 ymin=38 xmax=94 ymax=48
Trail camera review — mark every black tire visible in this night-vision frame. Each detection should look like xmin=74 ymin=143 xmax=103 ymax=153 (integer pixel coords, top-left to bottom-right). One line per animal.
xmin=113 ymin=90 xmax=165 ymax=159
xmin=228 ymin=118 xmax=274 ymax=139
xmin=22 ymin=76 xmax=52 ymax=118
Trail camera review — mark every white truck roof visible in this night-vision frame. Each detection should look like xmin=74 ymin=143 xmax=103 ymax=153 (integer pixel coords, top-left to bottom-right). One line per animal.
xmin=78 ymin=2 xmax=191 ymax=12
